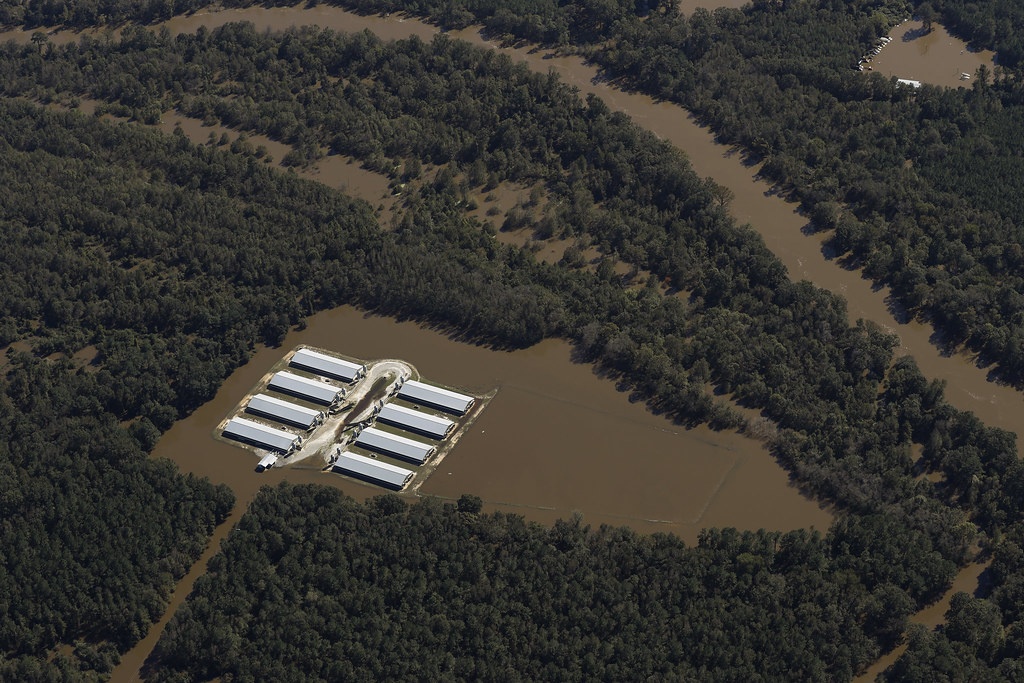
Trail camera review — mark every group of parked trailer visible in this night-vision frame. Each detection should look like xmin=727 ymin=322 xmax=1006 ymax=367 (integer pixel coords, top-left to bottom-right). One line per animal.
xmin=856 ymin=35 xmax=892 ymax=71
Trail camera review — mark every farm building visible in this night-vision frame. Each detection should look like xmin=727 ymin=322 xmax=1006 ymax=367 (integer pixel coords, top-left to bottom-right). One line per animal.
xmin=333 ymin=451 xmax=414 ymax=490
xmin=290 ymin=348 xmax=366 ymax=382
xmin=356 ymin=427 xmax=436 ymax=464
xmin=398 ymin=379 xmax=475 ymax=415
xmin=246 ymin=393 xmax=325 ymax=430
xmin=377 ymin=403 xmax=455 ymax=439
xmin=223 ymin=417 xmax=301 ymax=454
xmin=268 ymin=371 xmax=345 ymax=407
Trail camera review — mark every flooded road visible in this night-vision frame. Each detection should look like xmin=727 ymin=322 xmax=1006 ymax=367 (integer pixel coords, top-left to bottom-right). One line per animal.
xmin=112 ymin=506 xmax=243 ymax=682
xmin=854 ymin=558 xmax=991 ymax=682
xmin=155 ymin=110 xmax=398 ymax=222
xmin=871 ymin=20 xmax=996 ymax=89
xmin=151 ymin=305 xmax=830 ymax=541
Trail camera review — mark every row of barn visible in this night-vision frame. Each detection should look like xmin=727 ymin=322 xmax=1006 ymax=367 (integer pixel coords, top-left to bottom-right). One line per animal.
xmin=332 ymin=375 xmax=477 ymax=489
xmin=222 ymin=349 xmax=366 ymax=455
xmin=221 ymin=346 xmax=477 ymax=491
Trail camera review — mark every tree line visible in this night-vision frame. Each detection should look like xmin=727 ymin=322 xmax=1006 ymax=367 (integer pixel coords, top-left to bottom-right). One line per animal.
xmin=146 ymin=484 xmax=911 ymax=681
xmin=2 ymin=13 xmax=1024 ymax=679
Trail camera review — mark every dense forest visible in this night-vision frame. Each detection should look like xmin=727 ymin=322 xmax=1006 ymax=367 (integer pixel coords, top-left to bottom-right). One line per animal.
xmin=1 ymin=2 xmax=1024 ymax=680
xmin=301 ymin=0 xmax=1024 ymax=384
xmin=18 ymin=0 xmax=1020 ymax=388
xmin=149 ymin=484 xmax=902 ymax=681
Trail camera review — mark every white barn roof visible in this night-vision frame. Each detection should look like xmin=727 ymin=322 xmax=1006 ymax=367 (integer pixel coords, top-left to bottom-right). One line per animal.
xmin=398 ymin=380 xmax=474 ymax=415
xmin=223 ymin=417 xmax=300 ymax=453
xmin=356 ymin=427 xmax=435 ymax=464
xmin=246 ymin=393 xmax=324 ymax=429
xmin=268 ymin=371 xmax=344 ymax=406
xmin=290 ymin=348 xmax=365 ymax=382
xmin=333 ymin=452 xmax=414 ymax=490
xmin=377 ymin=403 xmax=455 ymax=439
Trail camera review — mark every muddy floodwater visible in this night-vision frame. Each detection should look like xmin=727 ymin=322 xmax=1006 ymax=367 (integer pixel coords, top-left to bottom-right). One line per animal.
xmin=153 ymin=306 xmax=830 ymax=541
xmin=854 ymin=558 xmax=991 ymax=681
xmin=4 ymin=2 xmax=1021 ymax=510
xmin=679 ymin=0 xmax=746 ymax=14
xmin=164 ymin=4 xmax=1024 ymax=447
xmin=871 ymin=20 xmax=996 ymax=89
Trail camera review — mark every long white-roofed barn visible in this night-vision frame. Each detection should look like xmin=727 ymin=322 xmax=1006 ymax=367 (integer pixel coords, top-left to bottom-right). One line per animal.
xmin=268 ymin=371 xmax=345 ymax=407
xmin=398 ymin=379 xmax=475 ymax=415
xmin=355 ymin=427 xmax=435 ymax=464
xmin=246 ymin=393 xmax=325 ymax=430
xmin=223 ymin=417 xmax=302 ymax=454
xmin=377 ymin=403 xmax=455 ymax=439
xmin=290 ymin=348 xmax=366 ymax=383
xmin=332 ymin=452 xmax=414 ymax=490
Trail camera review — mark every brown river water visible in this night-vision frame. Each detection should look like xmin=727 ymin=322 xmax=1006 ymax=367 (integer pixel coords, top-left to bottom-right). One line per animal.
xmin=7 ymin=6 xmax=1009 ymax=678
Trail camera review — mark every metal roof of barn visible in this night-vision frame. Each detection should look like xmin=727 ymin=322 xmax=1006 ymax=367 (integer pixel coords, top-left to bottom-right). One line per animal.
xmin=398 ymin=379 xmax=475 ymax=415
xmin=246 ymin=393 xmax=324 ymax=429
xmin=377 ymin=403 xmax=455 ymax=440
xmin=223 ymin=417 xmax=300 ymax=453
xmin=333 ymin=451 xmax=414 ymax=489
xmin=290 ymin=348 xmax=365 ymax=382
xmin=356 ymin=427 xmax=435 ymax=464
xmin=268 ymin=371 xmax=344 ymax=406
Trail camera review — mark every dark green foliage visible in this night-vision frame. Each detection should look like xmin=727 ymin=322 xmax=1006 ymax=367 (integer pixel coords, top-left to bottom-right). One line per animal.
xmin=148 ymin=484 xmax=890 ymax=681
xmin=926 ymin=0 xmax=1024 ymax=67
xmin=0 ymin=7 xmax=1023 ymax=678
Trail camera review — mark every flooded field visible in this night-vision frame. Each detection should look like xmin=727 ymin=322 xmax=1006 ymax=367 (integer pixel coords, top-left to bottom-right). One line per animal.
xmin=679 ymin=0 xmax=747 ymax=14
xmin=157 ymin=112 xmax=397 ymax=219
xmin=152 ymin=306 xmax=830 ymax=541
xmin=871 ymin=20 xmax=996 ymax=89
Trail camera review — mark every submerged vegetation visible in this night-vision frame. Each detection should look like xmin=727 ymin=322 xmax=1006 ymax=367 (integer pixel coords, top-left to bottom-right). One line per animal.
xmin=1 ymin=0 xmax=1024 ymax=679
